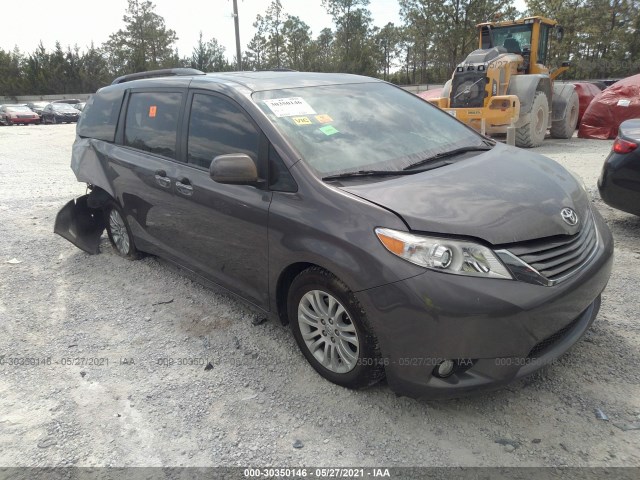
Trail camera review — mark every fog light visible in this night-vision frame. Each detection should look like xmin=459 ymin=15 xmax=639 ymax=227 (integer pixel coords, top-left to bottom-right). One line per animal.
xmin=434 ymin=359 xmax=456 ymax=378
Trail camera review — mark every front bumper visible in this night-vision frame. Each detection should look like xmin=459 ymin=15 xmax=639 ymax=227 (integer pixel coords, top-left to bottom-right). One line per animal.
xmin=8 ymin=116 xmax=39 ymax=124
xmin=427 ymin=95 xmax=520 ymax=131
xmin=356 ymin=210 xmax=614 ymax=399
xmin=55 ymin=115 xmax=79 ymax=122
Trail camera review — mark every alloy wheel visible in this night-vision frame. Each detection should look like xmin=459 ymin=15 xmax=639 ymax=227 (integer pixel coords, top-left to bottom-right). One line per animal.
xmin=108 ymin=209 xmax=130 ymax=255
xmin=297 ymin=290 xmax=360 ymax=374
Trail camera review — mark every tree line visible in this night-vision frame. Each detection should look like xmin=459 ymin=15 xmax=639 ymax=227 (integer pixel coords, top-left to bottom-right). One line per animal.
xmin=1 ymin=0 xmax=639 ymax=97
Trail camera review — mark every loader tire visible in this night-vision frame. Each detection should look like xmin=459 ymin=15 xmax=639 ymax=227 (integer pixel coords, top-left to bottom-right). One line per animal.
xmin=550 ymin=89 xmax=579 ymax=139
xmin=516 ymin=91 xmax=549 ymax=148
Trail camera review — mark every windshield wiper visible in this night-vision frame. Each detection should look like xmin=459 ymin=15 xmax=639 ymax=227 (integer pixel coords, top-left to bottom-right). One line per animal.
xmin=403 ymin=143 xmax=493 ymax=171
xmin=323 ymin=158 xmax=460 ymax=181
xmin=322 ymin=170 xmax=416 ymax=181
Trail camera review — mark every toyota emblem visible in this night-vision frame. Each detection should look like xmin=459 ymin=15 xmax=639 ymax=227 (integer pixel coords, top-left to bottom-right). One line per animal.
xmin=561 ymin=207 xmax=579 ymax=226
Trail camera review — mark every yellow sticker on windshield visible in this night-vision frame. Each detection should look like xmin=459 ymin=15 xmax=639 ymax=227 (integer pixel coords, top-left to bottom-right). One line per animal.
xmin=293 ymin=116 xmax=312 ymax=125
xmin=315 ymin=114 xmax=333 ymax=124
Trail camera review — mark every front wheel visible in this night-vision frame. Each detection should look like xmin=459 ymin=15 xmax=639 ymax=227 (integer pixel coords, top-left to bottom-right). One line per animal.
xmin=105 ymin=203 xmax=141 ymax=259
xmin=516 ymin=91 xmax=549 ymax=148
xmin=288 ymin=267 xmax=384 ymax=389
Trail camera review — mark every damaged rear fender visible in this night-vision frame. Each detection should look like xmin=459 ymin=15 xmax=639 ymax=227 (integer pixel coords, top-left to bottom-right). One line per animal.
xmin=56 ymin=138 xmax=120 ymax=254
xmin=71 ymin=138 xmax=117 ymax=198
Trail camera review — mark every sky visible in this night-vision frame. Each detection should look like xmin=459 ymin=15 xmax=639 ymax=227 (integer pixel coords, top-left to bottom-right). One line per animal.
xmin=1 ymin=0 xmax=400 ymax=59
xmin=2 ymin=0 xmax=528 ymax=60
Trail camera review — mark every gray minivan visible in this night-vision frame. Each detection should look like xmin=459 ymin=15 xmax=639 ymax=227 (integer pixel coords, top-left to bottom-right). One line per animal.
xmin=55 ymin=69 xmax=613 ymax=398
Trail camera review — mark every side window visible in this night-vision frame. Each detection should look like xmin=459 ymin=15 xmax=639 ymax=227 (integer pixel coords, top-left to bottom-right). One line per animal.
xmin=269 ymin=144 xmax=297 ymax=192
xmin=187 ymin=93 xmax=260 ymax=169
xmin=124 ymin=92 xmax=182 ymax=159
xmin=538 ymin=25 xmax=549 ymax=66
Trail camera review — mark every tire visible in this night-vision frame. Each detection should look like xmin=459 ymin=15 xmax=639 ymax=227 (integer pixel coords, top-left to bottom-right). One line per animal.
xmin=288 ymin=267 xmax=384 ymax=389
xmin=550 ymin=90 xmax=579 ymax=139
xmin=105 ymin=203 xmax=141 ymax=260
xmin=516 ymin=91 xmax=549 ymax=148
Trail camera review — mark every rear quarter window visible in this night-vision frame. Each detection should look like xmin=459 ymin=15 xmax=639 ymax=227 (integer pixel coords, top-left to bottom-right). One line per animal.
xmin=77 ymin=88 xmax=124 ymax=142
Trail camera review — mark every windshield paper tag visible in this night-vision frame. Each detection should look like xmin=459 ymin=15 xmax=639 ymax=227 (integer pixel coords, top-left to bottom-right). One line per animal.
xmin=149 ymin=106 xmax=157 ymax=118
xmin=264 ymin=97 xmax=316 ymax=117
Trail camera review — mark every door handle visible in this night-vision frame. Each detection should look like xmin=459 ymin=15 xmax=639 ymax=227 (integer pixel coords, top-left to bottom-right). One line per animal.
xmin=175 ymin=178 xmax=194 ymax=196
xmin=154 ymin=170 xmax=171 ymax=189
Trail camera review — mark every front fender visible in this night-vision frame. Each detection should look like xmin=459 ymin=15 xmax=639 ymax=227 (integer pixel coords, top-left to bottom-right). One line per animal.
xmin=507 ymin=74 xmax=552 ymax=118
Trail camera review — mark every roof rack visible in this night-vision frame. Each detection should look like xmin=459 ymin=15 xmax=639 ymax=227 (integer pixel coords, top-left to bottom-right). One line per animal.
xmin=111 ymin=68 xmax=205 ymax=85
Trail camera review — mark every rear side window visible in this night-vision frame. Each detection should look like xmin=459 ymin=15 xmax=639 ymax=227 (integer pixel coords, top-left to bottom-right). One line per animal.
xmin=187 ymin=93 xmax=260 ymax=169
xmin=124 ymin=92 xmax=182 ymax=159
xmin=77 ymin=88 xmax=124 ymax=142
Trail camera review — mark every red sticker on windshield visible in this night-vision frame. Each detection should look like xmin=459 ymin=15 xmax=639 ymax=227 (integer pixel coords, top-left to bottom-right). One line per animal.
xmin=149 ymin=106 xmax=157 ymax=118
xmin=315 ymin=114 xmax=333 ymax=124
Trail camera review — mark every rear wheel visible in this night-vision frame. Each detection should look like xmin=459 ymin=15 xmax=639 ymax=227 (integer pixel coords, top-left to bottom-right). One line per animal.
xmin=105 ymin=203 xmax=141 ymax=260
xmin=550 ymin=90 xmax=579 ymax=139
xmin=516 ymin=91 xmax=549 ymax=148
xmin=288 ymin=267 xmax=384 ymax=389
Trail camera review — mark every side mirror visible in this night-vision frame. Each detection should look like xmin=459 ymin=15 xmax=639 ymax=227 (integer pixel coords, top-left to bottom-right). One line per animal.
xmin=209 ymin=153 xmax=260 ymax=185
xmin=555 ymin=26 xmax=564 ymax=42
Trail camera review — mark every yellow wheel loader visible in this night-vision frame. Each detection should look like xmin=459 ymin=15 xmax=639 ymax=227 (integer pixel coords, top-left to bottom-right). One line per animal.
xmin=428 ymin=17 xmax=579 ymax=148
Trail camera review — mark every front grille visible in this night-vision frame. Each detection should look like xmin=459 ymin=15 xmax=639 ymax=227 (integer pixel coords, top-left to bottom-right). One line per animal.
xmin=506 ymin=212 xmax=597 ymax=283
xmin=527 ymin=314 xmax=582 ymax=358
xmin=450 ymin=70 xmax=487 ymax=108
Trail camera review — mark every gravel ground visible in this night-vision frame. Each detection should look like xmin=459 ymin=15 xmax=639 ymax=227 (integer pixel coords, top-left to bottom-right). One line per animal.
xmin=0 ymin=124 xmax=639 ymax=468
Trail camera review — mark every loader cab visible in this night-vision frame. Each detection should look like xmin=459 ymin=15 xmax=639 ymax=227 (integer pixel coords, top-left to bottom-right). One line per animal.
xmin=478 ymin=17 xmax=557 ymax=75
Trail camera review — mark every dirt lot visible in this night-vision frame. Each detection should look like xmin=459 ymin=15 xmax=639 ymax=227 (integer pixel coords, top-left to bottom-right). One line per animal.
xmin=0 ymin=124 xmax=639 ymax=468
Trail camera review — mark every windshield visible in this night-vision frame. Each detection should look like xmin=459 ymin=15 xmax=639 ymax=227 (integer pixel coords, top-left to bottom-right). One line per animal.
xmin=253 ymin=82 xmax=483 ymax=177
xmin=6 ymin=106 xmax=32 ymax=112
xmin=53 ymin=104 xmax=78 ymax=112
xmin=491 ymin=25 xmax=533 ymax=53
xmin=31 ymin=102 xmax=49 ymax=108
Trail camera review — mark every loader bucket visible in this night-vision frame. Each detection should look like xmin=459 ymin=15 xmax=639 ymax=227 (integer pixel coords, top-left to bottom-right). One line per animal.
xmin=54 ymin=194 xmax=106 ymax=254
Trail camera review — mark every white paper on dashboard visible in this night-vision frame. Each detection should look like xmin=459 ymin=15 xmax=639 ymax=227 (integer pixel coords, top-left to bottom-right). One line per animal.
xmin=263 ymin=97 xmax=317 ymax=117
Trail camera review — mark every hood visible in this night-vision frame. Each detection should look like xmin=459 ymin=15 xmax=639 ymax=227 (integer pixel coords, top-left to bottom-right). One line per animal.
xmin=339 ymin=143 xmax=590 ymax=245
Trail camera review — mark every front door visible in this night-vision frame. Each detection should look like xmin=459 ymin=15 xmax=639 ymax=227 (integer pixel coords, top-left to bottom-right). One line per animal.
xmin=168 ymin=91 xmax=271 ymax=308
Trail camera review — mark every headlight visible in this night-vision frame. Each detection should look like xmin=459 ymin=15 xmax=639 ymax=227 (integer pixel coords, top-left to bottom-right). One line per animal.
xmin=375 ymin=227 xmax=512 ymax=279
